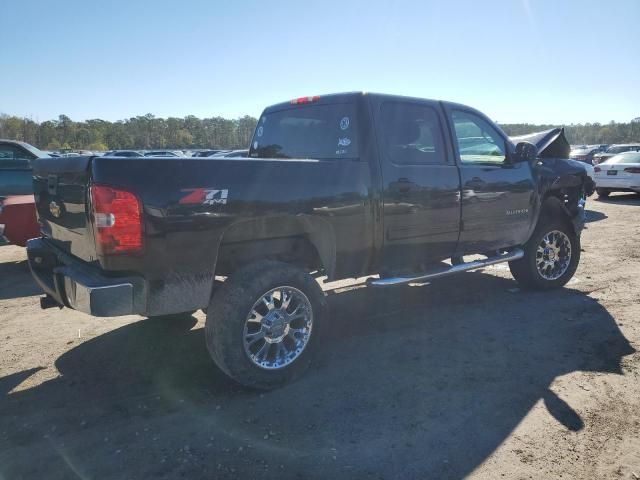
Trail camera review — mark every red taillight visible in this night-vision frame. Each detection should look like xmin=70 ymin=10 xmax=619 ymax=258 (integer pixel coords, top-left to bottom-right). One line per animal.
xmin=90 ymin=185 xmax=143 ymax=255
xmin=594 ymin=166 xmax=601 ymax=172
xmin=624 ymin=167 xmax=640 ymax=174
xmin=290 ymin=95 xmax=320 ymax=105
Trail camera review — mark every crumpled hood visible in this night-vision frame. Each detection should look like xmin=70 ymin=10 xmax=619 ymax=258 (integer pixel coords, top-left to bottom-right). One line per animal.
xmin=511 ymin=128 xmax=595 ymax=196
xmin=510 ymin=128 xmax=570 ymax=159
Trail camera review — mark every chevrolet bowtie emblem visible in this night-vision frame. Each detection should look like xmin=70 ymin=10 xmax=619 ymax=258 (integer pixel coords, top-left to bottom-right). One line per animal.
xmin=49 ymin=201 xmax=62 ymax=218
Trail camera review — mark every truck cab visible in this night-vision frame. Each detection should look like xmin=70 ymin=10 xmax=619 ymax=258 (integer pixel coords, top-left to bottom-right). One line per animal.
xmin=363 ymin=95 xmax=538 ymax=272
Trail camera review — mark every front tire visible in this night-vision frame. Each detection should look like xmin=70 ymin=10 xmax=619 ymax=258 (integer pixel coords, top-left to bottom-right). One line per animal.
xmin=205 ymin=261 xmax=326 ymax=390
xmin=509 ymin=219 xmax=580 ymax=290
xmin=596 ymin=188 xmax=610 ymax=198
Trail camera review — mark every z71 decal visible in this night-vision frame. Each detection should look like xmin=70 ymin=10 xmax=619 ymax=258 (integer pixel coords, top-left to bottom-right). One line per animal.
xmin=179 ymin=188 xmax=229 ymax=205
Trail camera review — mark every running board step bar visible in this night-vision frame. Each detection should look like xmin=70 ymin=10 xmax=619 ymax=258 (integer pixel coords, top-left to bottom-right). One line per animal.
xmin=369 ymin=248 xmax=524 ymax=287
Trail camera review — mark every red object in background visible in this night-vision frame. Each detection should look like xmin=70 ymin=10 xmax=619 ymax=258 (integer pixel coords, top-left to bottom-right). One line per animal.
xmin=0 ymin=195 xmax=40 ymax=247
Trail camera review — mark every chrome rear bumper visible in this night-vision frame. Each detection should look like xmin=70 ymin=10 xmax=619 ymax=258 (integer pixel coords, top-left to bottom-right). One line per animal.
xmin=26 ymin=237 xmax=146 ymax=317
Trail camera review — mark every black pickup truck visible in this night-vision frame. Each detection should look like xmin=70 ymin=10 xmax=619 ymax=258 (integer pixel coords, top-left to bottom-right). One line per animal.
xmin=27 ymin=92 xmax=594 ymax=388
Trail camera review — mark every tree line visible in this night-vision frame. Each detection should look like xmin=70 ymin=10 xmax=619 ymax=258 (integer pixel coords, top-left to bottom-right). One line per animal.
xmin=501 ymin=120 xmax=640 ymax=145
xmin=0 ymin=114 xmax=258 ymax=151
xmin=0 ymin=113 xmax=638 ymax=151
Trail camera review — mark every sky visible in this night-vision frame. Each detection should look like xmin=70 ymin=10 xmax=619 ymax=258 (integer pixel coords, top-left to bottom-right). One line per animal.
xmin=1 ymin=0 xmax=639 ymax=125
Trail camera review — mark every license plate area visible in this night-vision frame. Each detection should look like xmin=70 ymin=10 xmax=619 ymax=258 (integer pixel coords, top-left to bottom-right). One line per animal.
xmin=607 ymin=170 xmax=618 ymax=176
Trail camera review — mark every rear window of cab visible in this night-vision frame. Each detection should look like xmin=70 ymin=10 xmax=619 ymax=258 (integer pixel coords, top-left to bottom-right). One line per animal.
xmin=249 ymin=103 xmax=358 ymax=160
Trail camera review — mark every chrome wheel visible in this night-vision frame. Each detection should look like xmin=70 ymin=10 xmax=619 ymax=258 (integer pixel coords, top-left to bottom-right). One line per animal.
xmin=536 ymin=230 xmax=572 ymax=280
xmin=243 ymin=286 xmax=313 ymax=370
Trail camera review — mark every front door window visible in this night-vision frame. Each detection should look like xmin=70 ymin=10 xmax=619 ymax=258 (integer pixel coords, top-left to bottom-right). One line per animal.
xmin=451 ymin=111 xmax=506 ymax=165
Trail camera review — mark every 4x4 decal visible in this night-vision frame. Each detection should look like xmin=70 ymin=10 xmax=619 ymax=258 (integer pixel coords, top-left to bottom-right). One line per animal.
xmin=179 ymin=188 xmax=229 ymax=205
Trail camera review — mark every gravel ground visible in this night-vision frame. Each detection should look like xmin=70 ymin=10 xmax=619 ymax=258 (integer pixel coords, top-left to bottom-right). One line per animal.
xmin=1 ymin=193 xmax=639 ymax=479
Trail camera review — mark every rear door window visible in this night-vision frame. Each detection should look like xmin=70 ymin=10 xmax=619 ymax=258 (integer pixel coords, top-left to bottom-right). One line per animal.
xmin=250 ymin=103 xmax=358 ymax=159
xmin=378 ymin=102 xmax=447 ymax=165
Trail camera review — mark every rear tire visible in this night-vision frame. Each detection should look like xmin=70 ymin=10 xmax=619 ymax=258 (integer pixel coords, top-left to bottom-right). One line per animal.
xmin=205 ymin=261 xmax=326 ymax=390
xmin=509 ymin=218 xmax=580 ymax=290
xmin=596 ymin=188 xmax=610 ymax=198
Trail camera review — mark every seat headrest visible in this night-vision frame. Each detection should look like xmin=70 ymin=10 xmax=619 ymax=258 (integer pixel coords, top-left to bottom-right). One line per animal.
xmin=389 ymin=121 xmax=421 ymax=145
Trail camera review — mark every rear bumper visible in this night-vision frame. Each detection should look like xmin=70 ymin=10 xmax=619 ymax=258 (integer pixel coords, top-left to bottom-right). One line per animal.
xmin=594 ymin=177 xmax=640 ymax=190
xmin=27 ymin=237 xmax=146 ymax=317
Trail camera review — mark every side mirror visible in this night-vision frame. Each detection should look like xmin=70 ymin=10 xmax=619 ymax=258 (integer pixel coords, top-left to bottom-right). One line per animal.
xmin=513 ymin=141 xmax=538 ymax=163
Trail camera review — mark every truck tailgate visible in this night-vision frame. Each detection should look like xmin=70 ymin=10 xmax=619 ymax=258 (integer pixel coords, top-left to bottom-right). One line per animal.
xmin=32 ymin=156 xmax=97 ymax=262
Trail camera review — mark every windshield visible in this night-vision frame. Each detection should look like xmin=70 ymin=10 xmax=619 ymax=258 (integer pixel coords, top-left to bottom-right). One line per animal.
xmin=21 ymin=142 xmax=50 ymax=158
xmin=604 ymin=152 xmax=640 ymax=164
xmin=249 ymin=103 xmax=358 ymax=159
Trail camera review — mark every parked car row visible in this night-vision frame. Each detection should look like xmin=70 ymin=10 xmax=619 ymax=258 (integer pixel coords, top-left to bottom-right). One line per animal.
xmin=570 ymin=143 xmax=640 ymax=165
xmin=569 ymin=145 xmax=607 ymax=164
xmin=569 ymin=143 xmax=640 ymax=197
xmin=103 ymin=149 xmax=185 ymax=157
xmin=101 ymin=149 xmax=249 ymax=158
xmin=593 ymin=151 xmax=640 ymax=198
xmin=44 ymin=149 xmax=251 ymax=158
xmin=593 ymin=144 xmax=640 ymax=165
xmin=207 ymin=149 xmax=249 ymax=158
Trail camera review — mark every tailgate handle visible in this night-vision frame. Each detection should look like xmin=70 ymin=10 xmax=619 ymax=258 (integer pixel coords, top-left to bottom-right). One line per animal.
xmin=47 ymin=175 xmax=58 ymax=195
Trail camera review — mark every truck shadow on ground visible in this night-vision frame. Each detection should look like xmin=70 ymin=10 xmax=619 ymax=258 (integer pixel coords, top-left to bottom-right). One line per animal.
xmin=0 ymin=258 xmax=42 ymax=300
xmin=0 ymin=272 xmax=634 ymax=479
xmin=584 ymin=209 xmax=607 ymax=223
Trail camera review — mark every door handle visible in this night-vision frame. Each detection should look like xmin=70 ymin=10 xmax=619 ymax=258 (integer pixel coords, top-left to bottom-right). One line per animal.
xmin=466 ymin=177 xmax=485 ymax=189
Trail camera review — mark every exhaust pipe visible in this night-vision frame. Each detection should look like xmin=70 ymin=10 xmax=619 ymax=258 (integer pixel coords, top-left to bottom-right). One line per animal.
xmin=40 ymin=295 xmax=62 ymax=310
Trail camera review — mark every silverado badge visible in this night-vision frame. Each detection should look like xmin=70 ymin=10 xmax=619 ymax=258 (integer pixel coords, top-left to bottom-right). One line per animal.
xmin=506 ymin=208 xmax=529 ymax=216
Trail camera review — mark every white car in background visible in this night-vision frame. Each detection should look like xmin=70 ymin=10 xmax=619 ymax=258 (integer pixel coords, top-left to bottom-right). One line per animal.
xmin=594 ymin=151 xmax=640 ymax=198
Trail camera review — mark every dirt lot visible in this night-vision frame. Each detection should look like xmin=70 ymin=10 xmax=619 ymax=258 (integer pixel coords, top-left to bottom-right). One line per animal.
xmin=1 ymin=194 xmax=639 ymax=479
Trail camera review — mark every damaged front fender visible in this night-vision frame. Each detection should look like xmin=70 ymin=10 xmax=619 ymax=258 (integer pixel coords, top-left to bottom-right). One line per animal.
xmin=535 ymin=158 xmax=592 ymax=233
xmin=510 ymin=127 xmax=594 ymax=196
xmin=511 ymin=128 xmax=594 ymax=234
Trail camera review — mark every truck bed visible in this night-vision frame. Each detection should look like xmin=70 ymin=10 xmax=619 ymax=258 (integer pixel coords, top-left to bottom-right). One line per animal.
xmin=32 ymin=154 xmax=375 ymax=315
